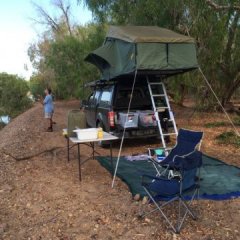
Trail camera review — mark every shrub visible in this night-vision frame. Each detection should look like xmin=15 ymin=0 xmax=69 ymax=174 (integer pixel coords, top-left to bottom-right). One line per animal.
xmin=215 ymin=131 xmax=240 ymax=147
xmin=0 ymin=73 xmax=32 ymax=117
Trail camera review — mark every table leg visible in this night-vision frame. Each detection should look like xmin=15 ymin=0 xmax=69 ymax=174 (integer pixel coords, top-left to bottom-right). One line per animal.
xmin=67 ymin=137 xmax=70 ymax=162
xmin=78 ymin=143 xmax=81 ymax=181
xmin=110 ymin=142 xmax=113 ymax=177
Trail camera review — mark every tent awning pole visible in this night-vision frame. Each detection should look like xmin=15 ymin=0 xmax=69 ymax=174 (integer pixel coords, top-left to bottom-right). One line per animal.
xmin=111 ymin=69 xmax=138 ymax=188
xmin=199 ymin=67 xmax=240 ymax=137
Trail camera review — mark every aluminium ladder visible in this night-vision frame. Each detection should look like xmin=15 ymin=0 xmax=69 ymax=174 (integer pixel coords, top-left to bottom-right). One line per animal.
xmin=147 ymin=79 xmax=178 ymax=154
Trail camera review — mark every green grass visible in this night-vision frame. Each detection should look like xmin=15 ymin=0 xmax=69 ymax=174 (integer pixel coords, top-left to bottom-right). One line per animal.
xmin=205 ymin=117 xmax=240 ymax=128
xmin=215 ymin=131 xmax=240 ymax=147
xmin=234 ymin=117 xmax=240 ymax=126
xmin=204 ymin=122 xmax=227 ymax=128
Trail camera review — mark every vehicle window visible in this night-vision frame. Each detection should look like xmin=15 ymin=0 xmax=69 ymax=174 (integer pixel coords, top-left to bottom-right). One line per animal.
xmin=94 ymin=90 xmax=101 ymax=102
xmin=117 ymin=89 xmax=143 ymax=100
xmin=88 ymin=93 xmax=94 ymax=102
xmin=115 ymin=88 xmax=151 ymax=108
xmin=99 ymin=89 xmax=112 ymax=106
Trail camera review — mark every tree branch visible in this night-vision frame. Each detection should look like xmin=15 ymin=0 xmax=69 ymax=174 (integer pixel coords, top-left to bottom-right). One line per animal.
xmin=1 ymin=146 xmax=64 ymax=161
xmin=205 ymin=0 xmax=240 ymax=11
xmin=53 ymin=0 xmax=73 ymax=36
xmin=31 ymin=2 xmax=60 ymax=32
xmin=224 ymin=12 xmax=240 ymax=66
xmin=222 ymin=71 xmax=240 ymax=105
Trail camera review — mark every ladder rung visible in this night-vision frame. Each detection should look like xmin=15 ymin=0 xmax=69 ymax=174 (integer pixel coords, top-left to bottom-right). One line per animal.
xmin=149 ymin=82 xmax=162 ymax=85
xmin=156 ymin=107 xmax=169 ymax=110
xmin=148 ymin=80 xmax=178 ymax=148
xmin=162 ymin=133 xmax=177 ymax=136
xmin=152 ymin=94 xmax=165 ymax=97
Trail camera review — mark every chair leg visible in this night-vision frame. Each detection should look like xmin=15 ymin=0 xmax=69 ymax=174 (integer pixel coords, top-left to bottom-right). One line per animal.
xmin=176 ymin=190 xmax=199 ymax=232
xmin=176 ymin=199 xmax=191 ymax=232
xmin=177 ymin=197 xmax=182 ymax=232
xmin=143 ymin=187 xmax=178 ymax=233
xmin=138 ymin=193 xmax=161 ymax=219
xmin=195 ymin=187 xmax=201 ymax=217
xmin=187 ymin=188 xmax=198 ymax=219
xmin=141 ymin=187 xmax=200 ymax=234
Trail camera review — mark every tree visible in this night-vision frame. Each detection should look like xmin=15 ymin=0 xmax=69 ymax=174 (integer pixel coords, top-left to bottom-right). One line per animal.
xmin=0 ymin=73 xmax=32 ymax=117
xmin=83 ymin=0 xmax=240 ymax=107
xmin=29 ymin=1 xmax=105 ymax=99
xmin=31 ymin=0 xmax=73 ymax=37
xmin=29 ymin=73 xmax=56 ymax=99
xmin=46 ymin=36 xmax=88 ymax=98
xmin=187 ymin=0 xmax=240 ymax=107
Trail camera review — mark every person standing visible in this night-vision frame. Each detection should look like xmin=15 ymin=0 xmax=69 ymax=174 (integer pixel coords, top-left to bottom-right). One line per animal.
xmin=43 ymin=88 xmax=54 ymax=132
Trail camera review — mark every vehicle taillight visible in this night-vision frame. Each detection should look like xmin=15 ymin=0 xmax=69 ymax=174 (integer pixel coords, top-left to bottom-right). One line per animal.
xmin=108 ymin=111 xmax=115 ymax=127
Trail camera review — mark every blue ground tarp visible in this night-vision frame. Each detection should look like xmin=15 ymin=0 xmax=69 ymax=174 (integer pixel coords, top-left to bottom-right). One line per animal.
xmin=97 ymin=155 xmax=240 ymax=200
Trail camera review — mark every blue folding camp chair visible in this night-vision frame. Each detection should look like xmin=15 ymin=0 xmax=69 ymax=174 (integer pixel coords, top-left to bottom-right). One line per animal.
xmin=140 ymin=129 xmax=203 ymax=233
xmin=148 ymin=129 xmax=203 ymax=178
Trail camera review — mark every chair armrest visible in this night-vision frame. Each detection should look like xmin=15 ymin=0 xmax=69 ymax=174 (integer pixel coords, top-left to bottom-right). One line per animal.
xmin=172 ymin=150 xmax=202 ymax=170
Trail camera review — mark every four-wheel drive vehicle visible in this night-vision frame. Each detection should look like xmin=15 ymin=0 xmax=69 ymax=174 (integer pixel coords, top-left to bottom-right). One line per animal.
xmin=83 ymin=76 xmax=171 ymax=139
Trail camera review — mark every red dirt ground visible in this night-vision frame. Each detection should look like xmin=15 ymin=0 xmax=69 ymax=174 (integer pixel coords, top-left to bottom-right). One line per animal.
xmin=0 ymin=100 xmax=239 ymax=240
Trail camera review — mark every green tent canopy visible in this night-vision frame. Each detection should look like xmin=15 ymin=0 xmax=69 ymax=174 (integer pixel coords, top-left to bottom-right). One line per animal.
xmin=85 ymin=26 xmax=198 ymax=80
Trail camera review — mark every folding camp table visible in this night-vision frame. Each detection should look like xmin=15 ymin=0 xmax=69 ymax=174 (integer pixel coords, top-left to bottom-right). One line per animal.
xmin=64 ymin=129 xmax=118 ymax=181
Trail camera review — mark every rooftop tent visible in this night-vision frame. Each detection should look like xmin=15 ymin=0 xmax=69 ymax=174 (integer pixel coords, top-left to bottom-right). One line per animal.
xmin=85 ymin=26 xmax=198 ymax=80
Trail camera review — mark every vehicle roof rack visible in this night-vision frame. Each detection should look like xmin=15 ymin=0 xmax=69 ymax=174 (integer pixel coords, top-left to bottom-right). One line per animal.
xmin=84 ymin=79 xmax=116 ymax=88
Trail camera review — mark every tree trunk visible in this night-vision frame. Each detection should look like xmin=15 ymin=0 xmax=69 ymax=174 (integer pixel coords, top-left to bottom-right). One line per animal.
xmin=179 ymin=84 xmax=187 ymax=106
xmin=221 ymin=72 xmax=240 ymax=106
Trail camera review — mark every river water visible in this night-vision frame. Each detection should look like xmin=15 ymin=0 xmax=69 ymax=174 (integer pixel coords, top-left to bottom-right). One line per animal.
xmin=0 ymin=116 xmax=10 ymax=124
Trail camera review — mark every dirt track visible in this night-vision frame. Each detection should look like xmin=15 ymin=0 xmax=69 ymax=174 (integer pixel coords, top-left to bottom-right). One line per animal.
xmin=0 ymin=101 xmax=239 ymax=240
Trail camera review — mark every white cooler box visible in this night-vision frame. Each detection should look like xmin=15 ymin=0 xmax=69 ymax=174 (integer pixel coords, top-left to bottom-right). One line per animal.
xmin=73 ymin=128 xmax=98 ymax=140
xmin=138 ymin=110 xmax=157 ymax=127
xmin=118 ymin=112 xmax=139 ymax=128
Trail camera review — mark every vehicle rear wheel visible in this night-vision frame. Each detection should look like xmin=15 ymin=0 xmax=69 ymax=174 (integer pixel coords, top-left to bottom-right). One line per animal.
xmin=97 ymin=122 xmax=110 ymax=148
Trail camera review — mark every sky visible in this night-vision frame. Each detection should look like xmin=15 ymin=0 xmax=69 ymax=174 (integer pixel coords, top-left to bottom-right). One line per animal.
xmin=0 ymin=0 xmax=92 ymax=80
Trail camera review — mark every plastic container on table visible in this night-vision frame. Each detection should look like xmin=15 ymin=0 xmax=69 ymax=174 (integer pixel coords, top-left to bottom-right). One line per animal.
xmin=98 ymin=128 xmax=103 ymax=139
xmin=73 ymin=128 xmax=98 ymax=140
